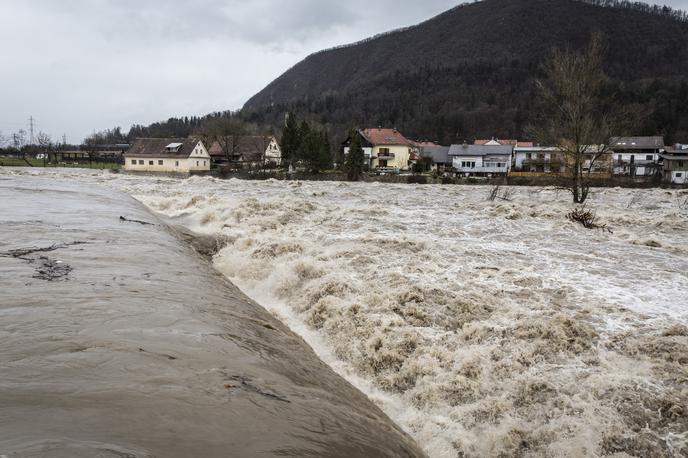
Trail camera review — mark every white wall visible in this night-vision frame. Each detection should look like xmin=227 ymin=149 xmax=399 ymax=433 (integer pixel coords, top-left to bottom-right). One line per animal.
xmin=672 ymin=171 xmax=687 ymax=184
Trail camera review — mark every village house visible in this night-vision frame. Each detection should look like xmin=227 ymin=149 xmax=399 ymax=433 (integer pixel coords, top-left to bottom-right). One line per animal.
xmin=209 ymin=136 xmax=282 ymax=169
xmin=124 ymin=138 xmax=210 ymax=174
xmin=343 ymin=128 xmax=414 ymax=171
xmin=609 ymin=136 xmax=664 ymax=177
xmin=475 ymin=138 xmax=534 ymax=147
xmin=661 ymin=144 xmax=688 ymax=184
xmin=512 ymin=146 xmax=566 ymax=175
xmin=418 ymin=145 xmax=452 ymax=171
xmin=449 ymin=143 xmax=513 ymax=177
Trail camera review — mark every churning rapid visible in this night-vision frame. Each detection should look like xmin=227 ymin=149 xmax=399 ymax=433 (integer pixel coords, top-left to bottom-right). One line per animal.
xmin=3 ymin=168 xmax=687 ymax=457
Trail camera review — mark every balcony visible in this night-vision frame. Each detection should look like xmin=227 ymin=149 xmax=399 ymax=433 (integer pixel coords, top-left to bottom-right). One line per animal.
xmin=614 ymin=159 xmax=658 ymax=166
xmin=454 ymin=165 xmax=509 ymax=174
xmin=522 ymin=159 xmax=564 ymax=167
xmin=377 ymin=152 xmax=396 ymax=160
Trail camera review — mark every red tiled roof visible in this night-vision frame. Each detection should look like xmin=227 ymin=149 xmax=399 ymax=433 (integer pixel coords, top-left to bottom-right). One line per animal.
xmin=360 ymin=128 xmax=412 ymax=146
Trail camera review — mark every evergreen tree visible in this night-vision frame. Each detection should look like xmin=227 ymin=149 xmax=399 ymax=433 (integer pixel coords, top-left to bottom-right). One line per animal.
xmin=344 ymin=130 xmax=365 ymax=181
xmin=280 ymin=112 xmax=301 ymax=165
xmin=307 ymin=130 xmax=332 ymax=173
xmin=296 ymin=119 xmax=311 ymax=164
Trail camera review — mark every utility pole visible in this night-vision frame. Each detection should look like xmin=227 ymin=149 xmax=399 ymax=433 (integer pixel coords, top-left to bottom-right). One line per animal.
xmin=28 ymin=116 xmax=35 ymax=145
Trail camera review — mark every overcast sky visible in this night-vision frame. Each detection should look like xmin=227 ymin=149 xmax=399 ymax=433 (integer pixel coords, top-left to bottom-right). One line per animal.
xmin=1 ymin=0 xmax=687 ymax=143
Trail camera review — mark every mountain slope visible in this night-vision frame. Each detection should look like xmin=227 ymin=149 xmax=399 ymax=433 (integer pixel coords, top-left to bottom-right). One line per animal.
xmin=242 ymin=0 xmax=688 ymax=144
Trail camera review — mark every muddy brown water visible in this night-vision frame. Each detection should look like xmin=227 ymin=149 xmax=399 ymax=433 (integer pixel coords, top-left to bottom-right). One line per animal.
xmin=0 ymin=176 xmax=425 ymax=457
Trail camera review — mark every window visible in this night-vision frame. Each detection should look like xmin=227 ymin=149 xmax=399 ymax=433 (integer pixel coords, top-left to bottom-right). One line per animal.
xmin=196 ymin=161 xmax=199 ymax=166
xmin=158 ymin=160 xmax=163 ymax=165
xmin=617 ymin=154 xmax=622 ymax=161
xmin=138 ymin=160 xmax=144 ymax=165
xmin=149 ymin=161 xmax=154 ymax=166
xmin=131 ymin=159 xmax=136 ymax=165
xmin=679 ymin=161 xmax=684 ymax=167
xmin=175 ymin=161 xmax=179 ymax=167
xmin=380 ymin=148 xmax=390 ymax=155
xmin=646 ymin=155 xmax=653 ymax=161
xmin=203 ymin=161 xmax=206 ymax=166
xmin=676 ymin=173 xmax=683 ymax=178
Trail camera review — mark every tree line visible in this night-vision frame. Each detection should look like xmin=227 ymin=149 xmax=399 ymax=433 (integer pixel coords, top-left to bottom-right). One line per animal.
xmin=281 ymin=113 xmax=333 ymax=172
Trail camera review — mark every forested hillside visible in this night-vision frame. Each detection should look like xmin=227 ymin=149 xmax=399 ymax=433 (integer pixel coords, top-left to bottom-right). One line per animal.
xmin=241 ymin=0 xmax=688 ymax=144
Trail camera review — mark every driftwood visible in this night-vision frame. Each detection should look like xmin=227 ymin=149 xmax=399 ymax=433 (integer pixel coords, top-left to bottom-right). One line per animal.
xmin=119 ymin=216 xmax=154 ymax=226
xmin=488 ymin=185 xmax=514 ymax=202
xmin=567 ymin=207 xmax=612 ymax=233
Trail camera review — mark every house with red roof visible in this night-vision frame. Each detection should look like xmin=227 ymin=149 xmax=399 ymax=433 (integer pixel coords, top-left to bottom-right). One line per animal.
xmin=343 ymin=128 xmax=415 ymax=171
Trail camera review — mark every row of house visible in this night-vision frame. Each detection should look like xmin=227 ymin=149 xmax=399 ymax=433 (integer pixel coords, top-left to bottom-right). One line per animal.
xmin=121 ymin=129 xmax=688 ymax=185
xmin=343 ymin=128 xmax=688 ymax=184
xmin=123 ymin=136 xmax=282 ymax=174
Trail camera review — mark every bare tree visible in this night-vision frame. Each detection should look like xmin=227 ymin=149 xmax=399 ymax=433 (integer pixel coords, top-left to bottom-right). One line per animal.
xmin=532 ymin=34 xmax=618 ymax=204
xmin=197 ymin=117 xmax=247 ymax=165
xmin=36 ymin=132 xmax=52 ymax=165
xmin=13 ymin=129 xmax=27 ymax=149
xmin=36 ymin=131 xmax=51 ymax=149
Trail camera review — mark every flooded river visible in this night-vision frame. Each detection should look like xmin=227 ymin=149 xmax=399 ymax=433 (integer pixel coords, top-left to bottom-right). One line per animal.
xmin=2 ymin=168 xmax=687 ymax=457
xmin=0 ymin=174 xmax=424 ymax=457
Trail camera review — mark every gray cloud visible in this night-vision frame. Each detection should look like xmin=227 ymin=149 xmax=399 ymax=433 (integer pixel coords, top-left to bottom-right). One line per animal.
xmin=0 ymin=0 xmax=686 ymax=142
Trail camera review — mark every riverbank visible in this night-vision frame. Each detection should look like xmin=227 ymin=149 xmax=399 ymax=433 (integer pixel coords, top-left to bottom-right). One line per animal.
xmin=0 ymin=175 xmax=424 ymax=457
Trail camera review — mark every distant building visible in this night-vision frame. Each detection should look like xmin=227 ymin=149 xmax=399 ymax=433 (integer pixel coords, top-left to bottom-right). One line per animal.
xmin=124 ymin=138 xmax=210 ymax=173
xmin=661 ymin=144 xmax=688 ymax=184
xmin=418 ymin=145 xmax=452 ymax=171
xmin=609 ymin=136 xmax=664 ymax=177
xmin=475 ymin=138 xmax=534 ymax=147
xmin=343 ymin=128 xmax=415 ymax=171
xmin=449 ymin=143 xmax=513 ymax=176
xmin=512 ymin=146 xmax=566 ymax=175
xmin=209 ymin=136 xmax=281 ymax=168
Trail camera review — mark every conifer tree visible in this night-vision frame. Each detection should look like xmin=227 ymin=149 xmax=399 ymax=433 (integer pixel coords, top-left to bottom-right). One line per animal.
xmin=345 ymin=130 xmax=365 ymax=181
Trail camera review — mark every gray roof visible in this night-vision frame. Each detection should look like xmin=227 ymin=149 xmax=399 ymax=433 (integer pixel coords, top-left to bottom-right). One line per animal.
xmin=448 ymin=144 xmax=513 ymax=157
xmin=609 ymin=136 xmax=664 ymax=150
xmin=420 ymin=146 xmax=450 ymax=164
xmin=126 ymin=138 xmax=201 ymax=158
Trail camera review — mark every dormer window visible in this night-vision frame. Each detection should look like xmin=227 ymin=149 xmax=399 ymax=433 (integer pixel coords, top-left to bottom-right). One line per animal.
xmin=165 ymin=142 xmax=183 ymax=152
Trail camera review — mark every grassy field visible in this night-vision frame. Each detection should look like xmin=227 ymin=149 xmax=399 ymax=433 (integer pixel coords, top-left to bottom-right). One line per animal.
xmin=0 ymin=157 xmax=121 ymax=170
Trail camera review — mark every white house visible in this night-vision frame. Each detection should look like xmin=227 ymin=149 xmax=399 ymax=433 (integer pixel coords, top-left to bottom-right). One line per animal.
xmin=661 ymin=144 xmax=688 ymax=184
xmin=512 ymin=146 xmax=565 ymax=173
xmin=449 ymin=143 xmax=513 ymax=176
xmin=609 ymin=136 xmax=664 ymax=177
xmin=124 ymin=138 xmax=211 ymax=174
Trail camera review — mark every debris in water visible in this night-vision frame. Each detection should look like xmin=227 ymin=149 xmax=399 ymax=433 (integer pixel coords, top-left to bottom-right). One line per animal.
xmin=119 ymin=216 xmax=155 ymax=226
